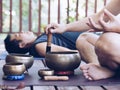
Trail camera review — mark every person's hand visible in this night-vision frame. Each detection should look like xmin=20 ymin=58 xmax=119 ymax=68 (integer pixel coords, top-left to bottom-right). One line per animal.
xmin=99 ymin=9 xmax=120 ymax=32
xmin=87 ymin=9 xmax=120 ymax=33
xmin=87 ymin=17 xmax=104 ymax=32
xmin=45 ymin=23 xmax=66 ymax=34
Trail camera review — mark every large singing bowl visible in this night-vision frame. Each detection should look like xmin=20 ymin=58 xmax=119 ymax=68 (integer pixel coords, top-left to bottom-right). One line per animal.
xmin=45 ymin=51 xmax=81 ymax=71
xmin=5 ymin=53 xmax=34 ymax=70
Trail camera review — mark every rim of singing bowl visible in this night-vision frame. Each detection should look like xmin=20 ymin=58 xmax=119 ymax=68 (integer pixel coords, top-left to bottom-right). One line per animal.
xmin=7 ymin=53 xmax=33 ymax=58
xmin=46 ymin=51 xmax=79 ymax=54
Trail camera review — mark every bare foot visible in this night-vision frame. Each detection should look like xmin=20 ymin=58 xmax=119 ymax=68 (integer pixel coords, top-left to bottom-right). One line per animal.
xmin=80 ymin=63 xmax=115 ymax=80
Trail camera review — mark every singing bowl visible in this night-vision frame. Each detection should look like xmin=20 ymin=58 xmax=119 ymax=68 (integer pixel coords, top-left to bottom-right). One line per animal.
xmin=3 ymin=63 xmax=26 ymax=75
xmin=45 ymin=51 xmax=81 ymax=71
xmin=38 ymin=69 xmax=54 ymax=78
xmin=5 ymin=53 xmax=34 ymax=70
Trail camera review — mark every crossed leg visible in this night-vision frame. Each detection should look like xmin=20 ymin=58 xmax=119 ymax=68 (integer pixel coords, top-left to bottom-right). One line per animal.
xmin=76 ymin=32 xmax=120 ymax=80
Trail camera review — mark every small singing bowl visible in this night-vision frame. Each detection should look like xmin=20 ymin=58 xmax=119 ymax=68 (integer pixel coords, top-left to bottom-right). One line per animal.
xmin=3 ymin=63 xmax=26 ymax=76
xmin=45 ymin=51 xmax=81 ymax=71
xmin=38 ymin=69 xmax=54 ymax=78
xmin=5 ymin=53 xmax=34 ymax=70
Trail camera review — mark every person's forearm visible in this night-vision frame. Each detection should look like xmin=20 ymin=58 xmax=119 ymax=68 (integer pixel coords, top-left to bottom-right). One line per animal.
xmin=65 ymin=13 xmax=101 ymax=32
xmin=65 ymin=17 xmax=90 ymax=32
xmin=105 ymin=0 xmax=120 ymax=16
xmin=64 ymin=0 xmax=120 ymax=32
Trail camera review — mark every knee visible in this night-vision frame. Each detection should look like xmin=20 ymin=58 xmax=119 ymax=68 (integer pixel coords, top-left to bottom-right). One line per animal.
xmin=95 ymin=32 xmax=120 ymax=69
xmin=76 ymin=32 xmax=98 ymax=49
xmin=95 ymin=32 xmax=120 ymax=56
xmin=76 ymin=33 xmax=90 ymax=49
xmin=95 ymin=33 xmax=120 ymax=68
xmin=95 ymin=33 xmax=109 ymax=54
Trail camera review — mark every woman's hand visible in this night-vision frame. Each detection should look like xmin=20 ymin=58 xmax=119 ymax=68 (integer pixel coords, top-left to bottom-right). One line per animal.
xmin=45 ymin=23 xmax=67 ymax=34
xmin=87 ymin=9 xmax=120 ymax=33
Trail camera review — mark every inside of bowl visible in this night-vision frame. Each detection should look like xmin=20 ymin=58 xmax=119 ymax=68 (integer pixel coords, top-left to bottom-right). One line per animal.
xmin=47 ymin=51 xmax=78 ymax=54
xmin=10 ymin=53 xmax=32 ymax=57
xmin=5 ymin=63 xmax=24 ymax=66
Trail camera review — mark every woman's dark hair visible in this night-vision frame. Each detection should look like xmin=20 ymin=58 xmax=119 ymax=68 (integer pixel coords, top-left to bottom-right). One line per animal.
xmin=4 ymin=34 xmax=29 ymax=54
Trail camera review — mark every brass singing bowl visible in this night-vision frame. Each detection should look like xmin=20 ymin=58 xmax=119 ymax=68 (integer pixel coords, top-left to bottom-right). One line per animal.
xmin=38 ymin=69 xmax=54 ymax=77
xmin=5 ymin=53 xmax=34 ymax=70
xmin=45 ymin=51 xmax=81 ymax=71
xmin=3 ymin=63 xmax=26 ymax=75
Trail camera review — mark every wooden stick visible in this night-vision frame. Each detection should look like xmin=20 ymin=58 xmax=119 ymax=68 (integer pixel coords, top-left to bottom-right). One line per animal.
xmin=44 ymin=76 xmax=69 ymax=81
xmin=46 ymin=29 xmax=52 ymax=53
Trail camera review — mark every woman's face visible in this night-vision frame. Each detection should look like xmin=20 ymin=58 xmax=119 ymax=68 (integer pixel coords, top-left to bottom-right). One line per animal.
xmin=10 ymin=31 xmax=36 ymax=48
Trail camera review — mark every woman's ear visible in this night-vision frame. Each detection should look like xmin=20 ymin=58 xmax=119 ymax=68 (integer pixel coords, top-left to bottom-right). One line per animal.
xmin=19 ymin=42 xmax=26 ymax=48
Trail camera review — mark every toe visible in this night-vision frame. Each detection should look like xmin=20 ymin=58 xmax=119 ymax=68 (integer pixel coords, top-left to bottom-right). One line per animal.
xmin=83 ymin=69 xmax=88 ymax=73
xmin=83 ymin=72 xmax=89 ymax=79
xmin=88 ymin=77 xmax=93 ymax=80
xmin=80 ymin=64 xmax=89 ymax=70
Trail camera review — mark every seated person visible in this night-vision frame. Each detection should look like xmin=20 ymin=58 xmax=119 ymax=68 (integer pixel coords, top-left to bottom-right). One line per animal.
xmin=45 ymin=0 xmax=120 ymax=80
xmin=4 ymin=31 xmax=82 ymax=58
